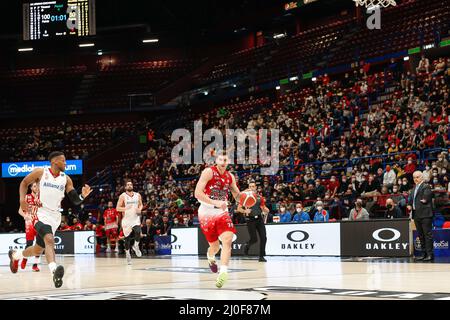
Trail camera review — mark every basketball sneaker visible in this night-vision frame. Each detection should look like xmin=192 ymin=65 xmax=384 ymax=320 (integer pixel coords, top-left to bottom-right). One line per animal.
xmin=215 ymin=272 xmax=228 ymax=288
xmin=21 ymin=258 xmax=28 ymax=270
xmin=114 ymin=246 xmax=119 ymax=253
xmin=133 ymin=242 xmax=142 ymax=257
xmin=126 ymin=250 xmax=132 ymax=265
xmin=208 ymin=259 xmax=218 ymax=273
xmin=32 ymin=264 xmax=40 ymax=272
xmin=8 ymin=250 xmax=19 ymax=274
xmin=106 ymin=246 xmax=111 ymax=253
xmin=52 ymin=265 xmax=64 ymax=288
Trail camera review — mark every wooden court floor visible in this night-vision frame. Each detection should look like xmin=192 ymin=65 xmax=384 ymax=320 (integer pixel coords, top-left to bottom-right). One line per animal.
xmin=0 ymin=254 xmax=449 ymax=300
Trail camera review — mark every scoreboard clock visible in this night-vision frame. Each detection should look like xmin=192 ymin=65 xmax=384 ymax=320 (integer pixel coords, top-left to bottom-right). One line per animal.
xmin=23 ymin=0 xmax=96 ymax=40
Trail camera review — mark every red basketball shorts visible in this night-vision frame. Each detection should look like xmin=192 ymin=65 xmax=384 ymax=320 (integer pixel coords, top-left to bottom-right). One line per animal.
xmin=198 ymin=205 xmax=236 ymax=243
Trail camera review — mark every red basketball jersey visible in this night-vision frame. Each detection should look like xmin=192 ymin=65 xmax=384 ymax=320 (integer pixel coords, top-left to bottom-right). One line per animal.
xmin=203 ymin=166 xmax=233 ymax=202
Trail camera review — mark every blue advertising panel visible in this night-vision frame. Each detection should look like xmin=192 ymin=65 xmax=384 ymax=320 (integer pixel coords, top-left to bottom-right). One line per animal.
xmin=413 ymin=229 xmax=450 ymax=257
xmin=155 ymin=235 xmax=171 ymax=255
xmin=1 ymin=160 xmax=83 ymax=178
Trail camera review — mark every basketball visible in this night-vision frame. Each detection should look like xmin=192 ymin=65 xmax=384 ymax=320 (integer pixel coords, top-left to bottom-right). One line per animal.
xmin=239 ymin=191 xmax=257 ymax=208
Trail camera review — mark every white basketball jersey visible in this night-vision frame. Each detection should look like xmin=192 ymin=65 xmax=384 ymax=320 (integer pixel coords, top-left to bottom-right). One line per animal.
xmin=39 ymin=167 xmax=66 ymax=214
xmin=121 ymin=192 xmax=141 ymax=232
xmin=36 ymin=167 xmax=67 ymax=234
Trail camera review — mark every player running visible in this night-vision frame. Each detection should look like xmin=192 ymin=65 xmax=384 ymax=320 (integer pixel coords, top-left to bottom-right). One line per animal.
xmin=9 ymin=151 xmax=92 ymax=288
xmin=104 ymin=201 xmax=120 ymax=253
xmin=116 ymin=181 xmax=143 ymax=265
xmin=194 ymin=152 xmax=241 ymax=288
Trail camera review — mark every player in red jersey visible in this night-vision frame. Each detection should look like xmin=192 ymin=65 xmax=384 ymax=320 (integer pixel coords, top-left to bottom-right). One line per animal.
xmin=194 ymin=153 xmax=241 ymax=288
xmin=103 ymin=201 xmax=120 ymax=253
xmin=18 ymin=182 xmax=41 ymax=272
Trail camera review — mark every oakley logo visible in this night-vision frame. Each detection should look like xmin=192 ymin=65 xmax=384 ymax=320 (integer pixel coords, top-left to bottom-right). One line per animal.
xmin=372 ymin=228 xmax=401 ymax=242
xmin=286 ymin=230 xmax=309 ymax=242
xmin=13 ymin=237 xmax=27 ymax=245
xmin=54 ymin=236 xmax=62 ymax=245
xmin=170 ymin=234 xmax=178 ymax=243
xmin=88 ymin=236 xmax=95 ymax=244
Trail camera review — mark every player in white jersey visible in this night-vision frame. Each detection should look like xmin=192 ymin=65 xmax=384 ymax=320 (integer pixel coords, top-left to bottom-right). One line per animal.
xmin=116 ymin=180 xmax=143 ymax=265
xmin=8 ymin=151 xmax=92 ymax=288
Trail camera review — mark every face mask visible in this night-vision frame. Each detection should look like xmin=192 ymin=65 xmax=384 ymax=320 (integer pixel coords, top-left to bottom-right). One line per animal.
xmin=442 ymin=170 xmax=447 ymax=174
xmin=402 ymin=181 xmax=408 ymax=185
xmin=407 ymin=161 xmax=412 ymax=164
xmin=432 ymin=165 xmax=437 ymax=168
xmin=433 ymin=179 xmax=438 ymax=183
xmin=296 ymin=208 xmax=302 ymax=213
xmin=317 ymin=206 xmax=323 ymax=211
xmin=386 ymin=168 xmax=391 ymax=172
xmin=280 ymin=208 xmax=286 ymax=213
xmin=433 ymin=173 xmax=438 ymax=176
xmin=426 ymin=166 xmax=430 ymax=170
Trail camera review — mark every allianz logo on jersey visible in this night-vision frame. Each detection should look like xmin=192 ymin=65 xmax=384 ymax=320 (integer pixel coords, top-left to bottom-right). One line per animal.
xmin=2 ymin=160 xmax=83 ymax=178
xmin=42 ymin=181 xmax=65 ymax=191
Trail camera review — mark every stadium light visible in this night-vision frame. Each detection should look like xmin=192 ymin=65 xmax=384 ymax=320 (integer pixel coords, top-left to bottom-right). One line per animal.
xmin=276 ymin=86 xmax=281 ymax=90
xmin=79 ymin=43 xmax=95 ymax=47
xmin=97 ymin=50 xmax=103 ymax=56
xmin=142 ymin=39 xmax=159 ymax=43
xmin=273 ymin=33 xmax=286 ymax=39
xmin=289 ymin=76 xmax=298 ymax=81
xmin=403 ymin=56 xmax=410 ymax=61
xmin=232 ymin=84 xmax=237 ymax=88
xmin=204 ymin=91 xmax=209 ymax=96
xmin=18 ymin=47 xmax=33 ymax=52
xmin=312 ymin=77 xmax=317 ymax=82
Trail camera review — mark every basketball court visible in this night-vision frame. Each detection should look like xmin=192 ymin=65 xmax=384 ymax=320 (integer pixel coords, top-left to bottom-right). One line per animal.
xmin=1 ymin=254 xmax=449 ymax=300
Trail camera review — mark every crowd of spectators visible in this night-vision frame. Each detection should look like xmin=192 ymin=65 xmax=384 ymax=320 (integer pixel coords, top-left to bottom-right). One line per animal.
xmin=92 ymin=55 xmax=449 ymax=226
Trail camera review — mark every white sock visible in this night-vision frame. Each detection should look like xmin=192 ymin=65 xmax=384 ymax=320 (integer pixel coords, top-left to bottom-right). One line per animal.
xmin=34 ymin=256 xmax=40 ymax=264
xmin=125 ymin=249 xmax=130 ymax=254
xmin=13 ymin=250 xmax=23 ymax=260
xmin=207 ymin=253 xmax=216 ymax=262
xmin=48 ymin=262 xmax=57 ymax=273
xmin=220 ymin=265 xmax=228 ymax=274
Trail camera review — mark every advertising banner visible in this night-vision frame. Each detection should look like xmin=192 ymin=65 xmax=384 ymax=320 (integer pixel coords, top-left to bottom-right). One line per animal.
xmin=1 ymin=160 xmax=83 ymax=178
xmin=341 ymin=219 xmax=410 ymax=257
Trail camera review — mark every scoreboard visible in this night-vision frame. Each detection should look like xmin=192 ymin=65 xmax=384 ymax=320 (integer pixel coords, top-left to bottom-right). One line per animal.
xmin=23 ymin=0 xmax=96 ymax=40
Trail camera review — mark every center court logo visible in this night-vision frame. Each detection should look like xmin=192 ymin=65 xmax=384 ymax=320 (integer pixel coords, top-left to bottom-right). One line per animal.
xmin=366 ymin=228 xmax=407 ymax=250
xmin=170 ymin=120 xmax=280 ymax=175
xmin=282 ymin=230 xmax=315 ymax=250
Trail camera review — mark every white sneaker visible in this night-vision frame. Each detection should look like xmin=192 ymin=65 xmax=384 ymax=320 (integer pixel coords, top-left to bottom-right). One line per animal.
xmin=114 ymin=246 xmax=119 ymax=253
xmin=133 ymin=243 xmax=142 ymax=257
xmin=125 ymin=251 xmax=132 ymax=265
xmin=106 ymin=247 xmax=111 ymax=253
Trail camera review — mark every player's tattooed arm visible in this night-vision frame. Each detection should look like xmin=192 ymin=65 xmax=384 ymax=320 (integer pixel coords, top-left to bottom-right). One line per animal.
xmin=19 ymin=168 xmax=44 ymax=214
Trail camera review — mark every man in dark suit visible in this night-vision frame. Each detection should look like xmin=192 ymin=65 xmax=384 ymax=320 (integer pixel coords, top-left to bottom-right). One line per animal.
xmin=408 ymin=171 xmax=434 ymax=261
xmin=141 ymin=219 xmax=157 ymax=255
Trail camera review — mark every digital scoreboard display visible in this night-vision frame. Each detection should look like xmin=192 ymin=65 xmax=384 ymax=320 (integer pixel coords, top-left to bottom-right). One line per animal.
xmin=23 ymin=0 xmax=96 ymax=40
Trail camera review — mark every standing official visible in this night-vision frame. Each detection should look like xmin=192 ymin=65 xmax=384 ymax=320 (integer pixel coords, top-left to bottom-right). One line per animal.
xmin=237 ymin=181 xmax=269 ymax=262
xmin=408 ymin=171 xmax=434 ymax=261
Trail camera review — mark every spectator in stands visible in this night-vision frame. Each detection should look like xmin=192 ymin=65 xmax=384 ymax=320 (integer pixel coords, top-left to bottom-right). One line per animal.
xmin=348 ymin=199 xmax=369 ymax=221
xmin=313 ymin=201 xmax=329 ymax=222
xmin=436 ymin=152 xmax=449 ymax=171
xmin=416 ymin=55 xmax=430 ymax=74
xmin=292 ymin=203 xmax=310 ymax=223
xmin=152 ymin=209 xmax=163 ymax=230
xmin=84 ymin=220 xmax=95 ymax=231
xmin=432 ymin=58 xmax=446 ymax=77
xmin=361 ymin=174 xmax=381 ymax=198
xmin=141 ymin=219 xmax=157 ymax=255
xmin=159 ymin=215 xmax=172 ymax=236
xmin=383 ymin=165 xmax=396 ymax=189
xmin=182 ymin=214 xmax=193 ymax=227
xmin=275 ymin=204 xmax=292 ymax=223
xmin=385 ymin=198 xmax=403 ymax=219
xmin=3 ymin=216 xmax=15 ymax=233
xmin=71 ymin=218 xmax=84 ymax=231
xmin=58 ymin=221 xmax=71 ymax=231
